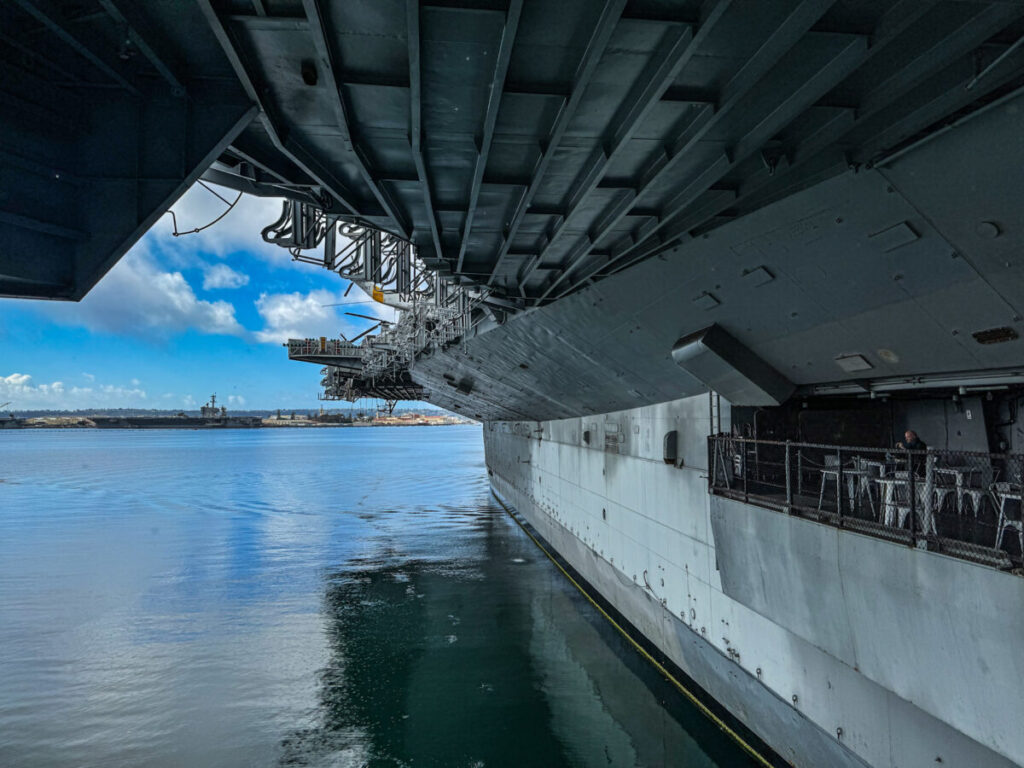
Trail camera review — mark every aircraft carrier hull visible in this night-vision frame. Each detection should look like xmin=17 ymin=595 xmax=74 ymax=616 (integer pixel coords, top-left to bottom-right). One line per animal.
xmin=483 ymin=398 xmax=1023 ymax=768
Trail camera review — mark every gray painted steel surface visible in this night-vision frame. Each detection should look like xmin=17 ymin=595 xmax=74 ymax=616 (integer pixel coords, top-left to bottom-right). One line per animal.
xmin=413 ymin=90 xmax=1024 ymax=422
xmin=5 ymin=1 xmax=1024 ymax=312
xmin=485 ymin=398 xmax=1024 ymax=767
xmin=711 ymin=493 xmax=1024 ymax=763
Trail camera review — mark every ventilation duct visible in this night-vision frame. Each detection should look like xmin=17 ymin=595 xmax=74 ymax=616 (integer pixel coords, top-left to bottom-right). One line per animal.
xmin=672 ymin=325 xmax=794 ymax=406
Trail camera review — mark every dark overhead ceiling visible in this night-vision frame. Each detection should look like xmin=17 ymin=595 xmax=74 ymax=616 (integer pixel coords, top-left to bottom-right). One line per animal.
xmin=3 ymin=1 xmax=1024 ymax=302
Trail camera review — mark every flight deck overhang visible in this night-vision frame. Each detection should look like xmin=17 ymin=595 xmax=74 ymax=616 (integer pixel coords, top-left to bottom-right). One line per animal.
xmin=5 ymin=1 xmax=1024 ymax=303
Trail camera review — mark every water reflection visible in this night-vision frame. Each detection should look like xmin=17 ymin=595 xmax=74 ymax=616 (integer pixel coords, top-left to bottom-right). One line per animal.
xmin=282 ymin=496 xmax=750 ymax=768
xmin=280 ymin=500 xmax=571 ymax=767
xmin=0 ymin=428 xmax=756 ymax=767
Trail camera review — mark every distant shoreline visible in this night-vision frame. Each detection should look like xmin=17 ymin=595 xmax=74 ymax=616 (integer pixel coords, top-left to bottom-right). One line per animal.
xmin=0 ymin=417 xmax=476 ymax=431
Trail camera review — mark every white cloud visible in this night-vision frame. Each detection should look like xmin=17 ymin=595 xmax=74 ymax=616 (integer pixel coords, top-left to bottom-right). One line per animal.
xmin=7 ymin=182 xmax=373 ymax=351
xmin=151 ymin=183 xmax=356 ymax=281
xmin=41 ymin=249 xmax=243 ymax=338
xmin=130 ymin=378 xmax=140 ymax=386
xmin=227 ymin=395 xmax=246 ymax=406
xmin=82 ymin=373 xmax=95 ymax=382
xmin=253 ymin=288 xmax=396 ymax=344
xmin=254 ymin=290 xmax=337 ymax=344
xmin=202 ymin=263 xmax=249 ymax=290
xmin=18 ymin=183 xmax=363 ymax=344
xmin=1 ymin=373 xmax=148 ymax=410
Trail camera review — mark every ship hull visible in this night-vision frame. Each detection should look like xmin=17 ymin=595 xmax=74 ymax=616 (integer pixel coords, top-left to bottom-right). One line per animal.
xmin=483 ymin=397 xmax=1022 ymax=768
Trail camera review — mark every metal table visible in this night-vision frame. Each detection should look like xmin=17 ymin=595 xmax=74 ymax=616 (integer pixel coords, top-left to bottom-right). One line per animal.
xmin=875 ymin=476 xmax=935 ymax=534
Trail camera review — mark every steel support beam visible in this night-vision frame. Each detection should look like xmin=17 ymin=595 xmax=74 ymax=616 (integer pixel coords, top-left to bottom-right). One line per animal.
xmin=196 ymin=0 xmax=364 ymax=218
xmin=597 ymin=151 xmax=846 ymax=284
xmin=516 ymin=0 xmax=733 ymax=290
xmin=200 ymin=167 xmax=321 ymax=206
xmin=456 ymin=0 xmax=524 ymax=273
xmin=0 ymin=29 xmax=84 ymax=85
xmin=11 ymin=0 xmax=138 ymax=94
xmin=0 ymin=210 xmax=86 ymax=241
xmin=862 ymin=46 xmax=1024 ymax=161
xmin=484 ymin=0 xmax=629 ymax=288
xmin=548 ymin=0 xmax=1023 ymax=301
xmin=858 ymin=3 xmax=1020 ymax=120
xmin=226 ymin=137 xmax=310 ymax=186
xmin=779 ymin=2 xmax=1022 ymax=173
xmin=532 ymin=0 xmax=841 ymax=303
xmin=607 ymin=48 xmax=1024 ymax=282
xmin=303 ymin=0 xmax=411 ymax=235
xmin=96 ymin=0 xmax=186 ymax=96
xmin=406 ymin=0 xmax=445 ymax=261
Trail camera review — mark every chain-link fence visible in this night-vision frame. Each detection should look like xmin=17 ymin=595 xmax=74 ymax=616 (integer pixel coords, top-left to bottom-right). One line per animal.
xmin=708 ymin=435 xmax=1024 ymax=571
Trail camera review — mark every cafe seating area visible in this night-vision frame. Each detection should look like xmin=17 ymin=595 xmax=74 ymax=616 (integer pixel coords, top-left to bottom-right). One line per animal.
xmin=708 ymin=435 xmax=1024 ymax=570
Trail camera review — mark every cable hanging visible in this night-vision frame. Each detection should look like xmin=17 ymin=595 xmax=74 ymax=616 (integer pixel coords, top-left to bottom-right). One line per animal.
xmin=167 ymin=180 xmax=243 ymax=237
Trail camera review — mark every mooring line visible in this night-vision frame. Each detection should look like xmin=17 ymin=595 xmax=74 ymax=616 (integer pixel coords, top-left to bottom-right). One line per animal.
xmin=491 ymin=489 xmax=776 ymax=768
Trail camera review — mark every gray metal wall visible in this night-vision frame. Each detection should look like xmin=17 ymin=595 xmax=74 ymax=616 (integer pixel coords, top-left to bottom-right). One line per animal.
xmin=712 ymin=494 xmax=1024 ymax=765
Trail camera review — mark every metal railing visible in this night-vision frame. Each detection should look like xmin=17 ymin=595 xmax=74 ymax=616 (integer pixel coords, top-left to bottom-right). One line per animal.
xmin=708 ymin=435 xmax=1024 ymax=570
xmin=286 ymin=338 xmax=362 ymax=358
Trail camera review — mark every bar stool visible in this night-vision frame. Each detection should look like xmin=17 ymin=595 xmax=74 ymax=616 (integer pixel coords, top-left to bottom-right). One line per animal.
xmin=931 ymin=474 xmax=958 ymax=517
xmin=992 ymin=482 xmax=1023 ymax=554
xmin=818 ymin=455 xmax=841 ymax=512
xmin=853 ymin=457 xmax=878 ymax=518
xmin=962 ymin=489 xmax=988 ymax=519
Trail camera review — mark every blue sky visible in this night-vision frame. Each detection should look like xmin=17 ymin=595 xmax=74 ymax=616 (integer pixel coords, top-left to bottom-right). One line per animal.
xmin=0 ymin=184 xmax=400 ymax=411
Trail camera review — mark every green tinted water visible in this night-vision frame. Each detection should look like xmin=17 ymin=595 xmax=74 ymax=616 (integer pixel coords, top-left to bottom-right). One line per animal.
xmin=0 ymin=427 xmax=758 ymax=767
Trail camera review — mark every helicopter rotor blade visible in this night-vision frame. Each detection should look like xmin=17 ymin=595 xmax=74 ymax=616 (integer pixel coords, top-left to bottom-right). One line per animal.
xmin=349 ymin=323 xmax=382 ymax=343
xmin=345 ymin=311 xmax=391 ymax=324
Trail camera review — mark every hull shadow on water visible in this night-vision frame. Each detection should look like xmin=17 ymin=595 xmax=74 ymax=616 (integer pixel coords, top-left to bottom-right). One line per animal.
xmin=279 ymin=497 xmax=756 ymax=768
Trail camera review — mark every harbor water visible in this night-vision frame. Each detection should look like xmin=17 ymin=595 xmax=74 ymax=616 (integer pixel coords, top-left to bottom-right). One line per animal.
xmin=0 ymin=426 xmax=757 ymax=767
